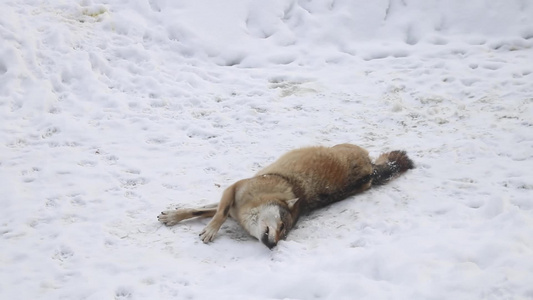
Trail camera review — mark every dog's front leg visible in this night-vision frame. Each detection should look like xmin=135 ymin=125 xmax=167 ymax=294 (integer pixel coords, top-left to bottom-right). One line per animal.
xmin=199 ymin=182 xmax=238 ymax=243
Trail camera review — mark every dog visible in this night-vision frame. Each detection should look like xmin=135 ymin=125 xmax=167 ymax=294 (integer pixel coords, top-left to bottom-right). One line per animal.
xmin=158 ymin=144 xmax=414 ymax=249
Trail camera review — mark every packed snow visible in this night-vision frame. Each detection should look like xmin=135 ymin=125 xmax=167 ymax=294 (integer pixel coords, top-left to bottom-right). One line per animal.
xmin=1 ymin=0 xmax=533 ymax=299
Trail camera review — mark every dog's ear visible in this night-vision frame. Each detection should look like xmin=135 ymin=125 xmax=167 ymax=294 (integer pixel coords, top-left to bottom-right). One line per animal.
xmin=286 ymin=198 xmax=299 ymax=209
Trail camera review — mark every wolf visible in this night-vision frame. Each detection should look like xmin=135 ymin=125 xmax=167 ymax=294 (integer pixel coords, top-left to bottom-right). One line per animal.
xmin=158 ymin=144 xmax=414 ymax=249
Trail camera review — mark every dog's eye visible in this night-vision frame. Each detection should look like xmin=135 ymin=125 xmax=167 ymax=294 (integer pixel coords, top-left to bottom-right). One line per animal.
xmin=264 ymin=227 xmax=269 ymax=235
xmin=280 ymin=223 xmax=285 ymax=232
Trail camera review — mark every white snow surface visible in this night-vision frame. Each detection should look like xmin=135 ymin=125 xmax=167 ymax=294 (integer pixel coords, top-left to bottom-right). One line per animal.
xmin=1 ymin=0 xmax=533 ymax=299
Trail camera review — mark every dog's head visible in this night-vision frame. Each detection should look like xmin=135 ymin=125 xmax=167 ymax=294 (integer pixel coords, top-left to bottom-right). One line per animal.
xmin=255 ymin=198 xmax=299 ymax=249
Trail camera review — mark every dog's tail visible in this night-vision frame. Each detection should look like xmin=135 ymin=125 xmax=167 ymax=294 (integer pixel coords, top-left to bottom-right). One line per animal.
xmin=371 ymin=151 xmax=414 ymax=186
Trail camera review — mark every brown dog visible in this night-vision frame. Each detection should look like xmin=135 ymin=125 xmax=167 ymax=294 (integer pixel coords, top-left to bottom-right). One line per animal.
xmin=158 ymin=144 xmax=414 ymax=248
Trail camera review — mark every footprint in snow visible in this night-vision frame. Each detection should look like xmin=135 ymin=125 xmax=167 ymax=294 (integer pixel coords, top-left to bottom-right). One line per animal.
xmin=114 ymin=287 xmax=133 ymax=299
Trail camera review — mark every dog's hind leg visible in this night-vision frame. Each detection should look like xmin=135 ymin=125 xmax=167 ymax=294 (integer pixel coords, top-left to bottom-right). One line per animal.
xmin=199 ymin=181 xmax=241 ymax=243
xmin=158 ymin=204 xmax=217 ymax=226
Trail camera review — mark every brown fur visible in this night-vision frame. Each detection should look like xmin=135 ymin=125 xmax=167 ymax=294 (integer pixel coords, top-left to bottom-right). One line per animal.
xmin=158 ymin=143 xmax=414 ymax=248
xmin=258 ymin=144 xmax=375 ymax=212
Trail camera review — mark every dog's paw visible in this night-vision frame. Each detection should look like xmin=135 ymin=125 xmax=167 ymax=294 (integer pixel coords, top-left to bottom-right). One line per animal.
xmin=199 ymin=224 xmax=219 ymax=243
xmin=157 ymin=210 xmax=182 ymax=226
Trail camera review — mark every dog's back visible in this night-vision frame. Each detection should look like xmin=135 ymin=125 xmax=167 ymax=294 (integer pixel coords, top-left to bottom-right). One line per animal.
xmin=257 ymin=144 xmax=413 ymax=211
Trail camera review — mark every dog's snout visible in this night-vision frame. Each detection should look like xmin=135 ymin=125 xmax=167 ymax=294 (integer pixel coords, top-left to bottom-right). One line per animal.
xmin=261 ymin=226 xmax=278 ymax=249
xmin=261 ymin=233 xmax=277 ymax=249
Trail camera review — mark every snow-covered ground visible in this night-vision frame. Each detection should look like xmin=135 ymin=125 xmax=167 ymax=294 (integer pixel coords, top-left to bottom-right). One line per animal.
xmin=1 ymin=0 xmax=533 ymax=299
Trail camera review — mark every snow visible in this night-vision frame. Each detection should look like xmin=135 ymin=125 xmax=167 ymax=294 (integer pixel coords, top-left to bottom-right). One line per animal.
xmin=1 ymin=0 xmax=533 ymax=299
